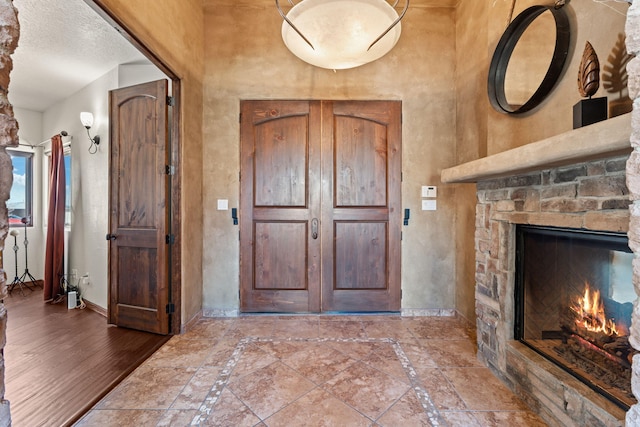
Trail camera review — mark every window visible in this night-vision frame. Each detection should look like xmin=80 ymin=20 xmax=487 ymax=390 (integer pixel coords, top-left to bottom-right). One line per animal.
xmin=7 ymin=150 xmax=34 ymax=227
xmin=64 ymin=152 xmax=71 ymax=226
xmin=44 ymin=148 xmax=72 ymax=227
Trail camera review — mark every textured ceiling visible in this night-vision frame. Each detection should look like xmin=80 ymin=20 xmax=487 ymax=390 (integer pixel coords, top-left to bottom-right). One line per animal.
xmin=8 ymin=0 xmax=147 ymax=112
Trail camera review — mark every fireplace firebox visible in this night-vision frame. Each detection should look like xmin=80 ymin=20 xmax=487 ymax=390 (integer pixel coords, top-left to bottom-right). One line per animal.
xmin=515 ymin=225 xmax=637 ymax=410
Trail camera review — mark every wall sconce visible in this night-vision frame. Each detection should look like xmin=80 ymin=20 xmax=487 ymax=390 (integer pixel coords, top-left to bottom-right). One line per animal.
xmin=80 ymin=112 xmax=100 ymax=154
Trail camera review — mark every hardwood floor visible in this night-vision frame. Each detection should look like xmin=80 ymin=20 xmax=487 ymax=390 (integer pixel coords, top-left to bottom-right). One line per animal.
xmin=3 ymin=286 xmax=170 ymax=427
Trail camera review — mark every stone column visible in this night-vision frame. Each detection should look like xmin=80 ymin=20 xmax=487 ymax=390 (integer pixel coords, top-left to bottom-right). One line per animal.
xmin=0 ymin=1 xmax=19 ymax=426
xmin=626 ymin=1 xmax=640 ymax=425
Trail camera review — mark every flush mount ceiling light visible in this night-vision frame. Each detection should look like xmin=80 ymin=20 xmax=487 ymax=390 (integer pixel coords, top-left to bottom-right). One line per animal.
xmin=276 ymin=0 xmax=409 ymax=70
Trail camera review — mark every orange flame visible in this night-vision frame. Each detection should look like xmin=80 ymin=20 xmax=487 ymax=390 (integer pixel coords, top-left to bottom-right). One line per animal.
xmin=571 ymin=285 xmax=619 ymax=336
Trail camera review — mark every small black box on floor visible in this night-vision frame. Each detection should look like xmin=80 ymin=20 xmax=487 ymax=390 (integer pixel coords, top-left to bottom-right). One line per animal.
xmin=573 ymin=97 xmax=608 ymax=129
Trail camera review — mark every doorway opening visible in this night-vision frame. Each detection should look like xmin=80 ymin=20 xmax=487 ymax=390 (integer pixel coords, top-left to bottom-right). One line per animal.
xmin=86 ymin=0 xmax=182 ymax=335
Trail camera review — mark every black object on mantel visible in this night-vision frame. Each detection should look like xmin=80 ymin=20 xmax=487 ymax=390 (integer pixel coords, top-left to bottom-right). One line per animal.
xmin=573 ymin=97 xmax=607 ymax=129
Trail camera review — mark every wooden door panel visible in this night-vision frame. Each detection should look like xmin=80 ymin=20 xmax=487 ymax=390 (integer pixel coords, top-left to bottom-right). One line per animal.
xmin=335 ymin=222 xmax=387 ymax=290
xmin=334 ymin=116 xmax=388 ymax=207
xmin=109 ymin=79 xmax=169 ymax=334
xmin=254 ymin=221 xmax=308 ymax=290
xmin=240 ymin=101 xmax=321 ymax=312
xmin=117 ymin=246 xmax=158 ymax=306
xmin=116 ymin=97 xmax=159 ymax=227
xmin=116 ymin=245 xmax=158 ymax=328
xmin=254 ymin=116 xmax=308 ymax=207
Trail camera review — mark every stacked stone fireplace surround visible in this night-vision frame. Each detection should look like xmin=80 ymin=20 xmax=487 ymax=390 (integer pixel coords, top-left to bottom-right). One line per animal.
xmin=474 ymin=155 xmax=631 ymax=426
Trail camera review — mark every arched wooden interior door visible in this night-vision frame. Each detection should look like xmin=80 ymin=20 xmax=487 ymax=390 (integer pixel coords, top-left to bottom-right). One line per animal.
xmin=108 ymin=79 xmax=171 ymax=334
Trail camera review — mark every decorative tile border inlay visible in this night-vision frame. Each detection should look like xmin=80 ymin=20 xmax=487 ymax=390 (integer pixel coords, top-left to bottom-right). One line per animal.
xmin=190 ymin=337 xmax=446 ymax=426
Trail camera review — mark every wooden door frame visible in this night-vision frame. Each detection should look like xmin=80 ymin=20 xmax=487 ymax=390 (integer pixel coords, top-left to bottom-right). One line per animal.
xmin=85 ymin=0 xmax=182 ymax=334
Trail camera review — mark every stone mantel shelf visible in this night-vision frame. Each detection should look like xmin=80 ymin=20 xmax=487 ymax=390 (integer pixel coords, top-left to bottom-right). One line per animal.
xmin=441 ymin=113 xmax=632 ymax=183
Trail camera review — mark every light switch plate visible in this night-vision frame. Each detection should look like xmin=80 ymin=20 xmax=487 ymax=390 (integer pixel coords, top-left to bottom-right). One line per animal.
xmin=422 ymin=200 xmax=437 ymax=211
xmin=217 ymin=199 xmax=229 ymax=210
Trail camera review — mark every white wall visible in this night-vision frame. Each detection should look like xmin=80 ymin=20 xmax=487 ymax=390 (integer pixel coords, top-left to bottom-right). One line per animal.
xmin=41 ymin=68 xmax=116 ymax=308
xmin=118 ymin=64 xmax=166 ymax=89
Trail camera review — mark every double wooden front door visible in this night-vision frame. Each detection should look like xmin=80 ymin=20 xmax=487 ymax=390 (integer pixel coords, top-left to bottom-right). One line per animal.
xmin=240 ymin=100 xmax=402 ymax=313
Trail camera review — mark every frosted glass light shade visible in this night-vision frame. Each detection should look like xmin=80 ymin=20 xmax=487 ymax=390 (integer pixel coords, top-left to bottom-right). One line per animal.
xmin=80 ymin=112 xmax=94 ymax=128
xmin=281 ymin=0 xmax=403 ymax=70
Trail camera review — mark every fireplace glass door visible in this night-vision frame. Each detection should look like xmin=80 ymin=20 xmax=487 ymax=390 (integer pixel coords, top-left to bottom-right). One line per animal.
xmin=515 ymin=225 xmax=636 ymax=409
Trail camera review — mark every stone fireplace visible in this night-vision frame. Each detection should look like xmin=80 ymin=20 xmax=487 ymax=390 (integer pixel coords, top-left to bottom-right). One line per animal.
xmin=476 ymin=156 xmax=630 ymax=426
xmin=442 ymin=112 xmax=635 ymax=426
xmin=515 ymin=225 xmax=635 ymax=410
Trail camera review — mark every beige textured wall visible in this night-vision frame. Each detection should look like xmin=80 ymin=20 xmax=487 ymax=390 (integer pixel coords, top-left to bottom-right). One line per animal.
xmin=92 ymin=0 xmax=205 ymax=326
xmin=486 ymin=0 xmax=630 ymax=154
xmin=202 ymin=2 xmax=458 ymax=313
xmin=455 ymin=1 xmax=489 ymax=321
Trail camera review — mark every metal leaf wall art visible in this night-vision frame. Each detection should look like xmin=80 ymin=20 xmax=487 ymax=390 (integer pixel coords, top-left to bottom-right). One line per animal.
xmin=578 ymin=41 xmax=600 ymax=98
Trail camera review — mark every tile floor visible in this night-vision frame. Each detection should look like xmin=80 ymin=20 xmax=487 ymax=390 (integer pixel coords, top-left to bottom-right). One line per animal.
xmin=75 ymin=315 xmax=547 ymax=426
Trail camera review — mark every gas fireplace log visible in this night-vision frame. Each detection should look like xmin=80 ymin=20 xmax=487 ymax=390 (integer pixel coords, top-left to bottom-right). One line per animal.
xmin=562 ymin=331 xmax=632 ymax=368
xmin=559 ymin=325 xmax=636 ymax=362
xmin=603 ymin=336 xmax=635 ymax=363
xmin=560 ymin=322 xmax=635 ymax=360
xmin=560 ymin=313 xmax=613 ymax=344
xmin=560 ymin=323 xmax=616 ymax=346
xmin=603 ymin=336 xmax=630 ymax=353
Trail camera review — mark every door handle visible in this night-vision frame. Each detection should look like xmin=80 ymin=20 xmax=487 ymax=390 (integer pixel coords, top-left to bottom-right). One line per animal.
xmin=106 ymin=234 xmax=117 ymax=241
xmin=311 ymin=218 xmax=319 ymax=239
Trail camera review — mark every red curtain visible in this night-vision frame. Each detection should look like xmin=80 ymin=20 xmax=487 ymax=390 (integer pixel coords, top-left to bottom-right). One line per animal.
xmin=43 ymin=134 xmax=65 ymax=302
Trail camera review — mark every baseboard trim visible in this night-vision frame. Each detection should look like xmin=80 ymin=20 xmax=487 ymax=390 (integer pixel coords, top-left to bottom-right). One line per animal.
xmin=83 ymin=298 xmax=107 ymax=317
xmin=181 ymin=309 xmax=203 ymax=334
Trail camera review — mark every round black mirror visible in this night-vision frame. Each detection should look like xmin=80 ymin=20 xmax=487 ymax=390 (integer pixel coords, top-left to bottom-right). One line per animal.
xmin=488 ymin=5 xmax=571 ymax=114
